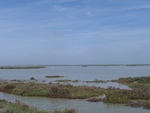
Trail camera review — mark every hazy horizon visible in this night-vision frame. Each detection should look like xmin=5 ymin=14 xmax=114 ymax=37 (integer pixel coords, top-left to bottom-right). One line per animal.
xmin=1 ymin=0 xmax=150 ymax=65
xmin=1 ymin=64 xmax=150 ymax=66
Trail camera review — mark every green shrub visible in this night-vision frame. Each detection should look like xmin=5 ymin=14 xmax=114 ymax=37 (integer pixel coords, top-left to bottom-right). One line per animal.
xmin=12 ymin=89 xmax=25 ymax=95
xmin=60 ymin=88 xmax=71 ymax=95
xmin=104 ymin=95 xmax=130 ymax=104
xmin=51 ymin=86 xmax=59 ymax=94
xmin=104 ymin=90 xmax=130 ymax=104
xmin=115 ymin=76 xmax=150 ymax=84
xmin=3 ymin=84 xmax=15 ymax=90
xmin=23 ymin=90 xmax=49 ymax=96
xmin=30 ymin=77 xmax=36 ymax=80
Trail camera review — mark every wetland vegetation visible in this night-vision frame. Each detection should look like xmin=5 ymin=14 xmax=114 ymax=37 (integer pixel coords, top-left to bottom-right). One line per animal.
xmin=45 ymin=76 xmax=65 ymax=78
xmin=111 ymin=76 xmax=150 ymax=84
xmin=1 ymin=75 xmax=150 ymax=111
xmin=100 ymin=76 xmax=150 ymax=109
xmin=55 ymin=79 xmax=79 ymax=82
xmin=84 ymin=79 xmax=107 ymax=83
xmin=0 ymin=82 xmax=105 ymax=99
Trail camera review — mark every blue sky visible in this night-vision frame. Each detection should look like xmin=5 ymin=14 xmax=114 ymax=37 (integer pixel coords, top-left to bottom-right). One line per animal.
xmin=0 ymin=0 xmax=150 ymax=65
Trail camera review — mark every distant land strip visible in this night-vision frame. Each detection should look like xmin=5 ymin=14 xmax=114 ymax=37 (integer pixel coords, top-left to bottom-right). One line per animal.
xmin=0 ymin=64 xmax=150 ymax=69
xmin=45 ymin=64 xmax=150 ymax=66
xmin=0 ymin=66 xmax=46 ymax=69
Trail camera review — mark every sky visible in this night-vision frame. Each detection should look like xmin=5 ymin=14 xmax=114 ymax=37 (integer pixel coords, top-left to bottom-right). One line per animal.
xmin=0 ymin=0 xmax=150 ymax=65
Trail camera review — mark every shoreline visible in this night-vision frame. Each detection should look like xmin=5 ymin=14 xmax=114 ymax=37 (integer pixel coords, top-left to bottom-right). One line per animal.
xmin=0 ymin=76 xmax=150 ymax=111
xmin=0 ymin=64 xmax=150 ymax=68
xmin=0 ymin=66 xmax=46 ymax=69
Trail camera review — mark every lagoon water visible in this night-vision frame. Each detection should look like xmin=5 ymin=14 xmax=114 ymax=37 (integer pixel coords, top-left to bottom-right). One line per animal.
xmin=0 ymin=66 xmax=150 ymax=113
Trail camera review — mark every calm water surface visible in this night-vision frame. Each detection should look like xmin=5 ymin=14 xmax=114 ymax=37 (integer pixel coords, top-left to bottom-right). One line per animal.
xmin=0 ymin=66 xmax=150 ymax=113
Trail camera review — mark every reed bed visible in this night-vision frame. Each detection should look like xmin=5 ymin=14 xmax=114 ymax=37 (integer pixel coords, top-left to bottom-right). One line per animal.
xmin=1 ymin=76 xmax=150 ymax=110
xmin=55 ymin=80 xmax=79 ymax=82
xmin=45 ymin=76 xmax=64 ymax=78
xmin=0 ymin=82 xmax=105 ymax=99
xmin=84 ymin=79 xmax=107 ymax=83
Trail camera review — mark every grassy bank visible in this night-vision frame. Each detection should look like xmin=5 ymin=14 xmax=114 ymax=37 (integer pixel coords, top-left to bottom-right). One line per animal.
xmin=0 ymin=99 xmax=77 ymax=113
xmin=1 ymin=76 xmax=150 ymax=110
xmin=45 ymin=76 xmax=64 ymax=78
xmin=111 ymin=76 xmax=150 ymax=84
xmin=84 ymin=79 xmax=107 ymax=83
xmin=102 ymin=76 xmax=150 ymax=104
xmin=55 ymin=79 xmax=79 ymax=82
xmin=0 ymin=82 xmax=105 ymax=99
xmin=86 ymin=85 xmax=150 ymax=110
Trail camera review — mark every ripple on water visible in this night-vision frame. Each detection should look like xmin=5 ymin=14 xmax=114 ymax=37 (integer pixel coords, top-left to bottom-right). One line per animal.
xmin=0 ymin=92 xmax=150 ymax=113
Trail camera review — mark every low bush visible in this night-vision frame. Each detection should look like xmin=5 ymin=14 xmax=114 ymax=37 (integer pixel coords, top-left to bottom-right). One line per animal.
xmin=3 ymin=84 xmax=15 ymax=90
xmin=113 ymin=76 xmax=150 ymax=84
xmin=30 ymin=77 xmax=36 ymax=80
xmin=104 ymin=90 xmax=130 ymax=104
xmin=23 ymin=90 xmax=49 ymax=96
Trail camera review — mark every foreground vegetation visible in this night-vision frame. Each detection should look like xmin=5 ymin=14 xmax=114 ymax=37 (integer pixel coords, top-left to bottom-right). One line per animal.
xmin=104 ymin=85 xmax=150 ymax=103
xmin=1 ymin=76 xmax=150 ymax=110
xmin=0 ymin=66 xmax=45 ymax=69
xmin=86 ymin=84 xmax=150 ymax=109
xmin=0 ymin=99 xmax=77 ymax=113
xmin=101 ymin=76 xmax=150 ymax=104
xmin=0 ymin=82 xmax=105 ymax=99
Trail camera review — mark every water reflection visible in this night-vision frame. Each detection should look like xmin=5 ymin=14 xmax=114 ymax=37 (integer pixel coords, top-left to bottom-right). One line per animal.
xmin=0 ymin=92 xmax=150 ymax=113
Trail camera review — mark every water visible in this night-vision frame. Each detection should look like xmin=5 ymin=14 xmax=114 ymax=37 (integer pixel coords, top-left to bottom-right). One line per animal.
xmin=0 ymin=66 xmax=150 ymax=113
xmin=1 ymin=66 xmax=149 ymax=81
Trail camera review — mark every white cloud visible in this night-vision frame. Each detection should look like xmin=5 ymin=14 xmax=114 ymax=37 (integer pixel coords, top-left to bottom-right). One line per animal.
xmin=123 ymin=5 xmax=150 ymax=10
xmin=53 ymin=5 xmax=67 ymax=11
xmin=1 ymin=0 xmax=150 ymax=65
xmin=86 ymin=11 xmax=93 ymax=17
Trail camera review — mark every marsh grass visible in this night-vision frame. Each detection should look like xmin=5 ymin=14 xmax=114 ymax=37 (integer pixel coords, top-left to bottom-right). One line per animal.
xmin=112 ymin=76 xmax=150 ymax=84
xmin=103 ymin=84 xmax=150 ymax=104
xmin=55 ymin=80 xmax=79 ymax=82
xmin=10 ymin=79 xmax=22 ymax=82
xmin=104 ymin=76 xmax=150 ymax=104
xmin=0 ymin=82 xmax=105 ymax=99
xmin=84 ymin=79 xmax=107 ymax=83
xmin=45 ymin=76 xmax=64 ymax=78
xmin=1 ymin=76 xmax=150 ymax=110
xmin=104 ymin=90 xmax=130 ymax=104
